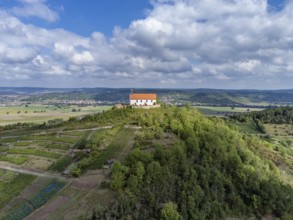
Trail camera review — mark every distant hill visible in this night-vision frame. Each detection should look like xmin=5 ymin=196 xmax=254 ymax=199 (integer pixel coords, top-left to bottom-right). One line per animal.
xmin=2 ymin=87 xmax=293 ymax=106
xmin=189 ymin=92 xmax=240 ymax=105
xmin=0 ymin=87 xmax=76 ymax=95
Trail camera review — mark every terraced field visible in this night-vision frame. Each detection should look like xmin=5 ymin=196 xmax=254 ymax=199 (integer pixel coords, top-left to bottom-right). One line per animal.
xmin=0 ymin=122 xmax=137 ymax=219
xmin=2 ymin=179 xmax=66 ymax=220
xmin=0 ymin=130 xmax=78 ymax=172
xmin=0 ymin=169 xmax=36 ymax=210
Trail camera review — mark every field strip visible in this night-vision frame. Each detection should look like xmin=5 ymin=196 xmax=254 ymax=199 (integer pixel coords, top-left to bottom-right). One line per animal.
xmin=68 ymin=125 xmax=113 ymax=132
xmin=0 ymin=163 xmax=67 ymax=180
xmin=124 ymin=125 xmax=142 ymax=129
xmin=0 ymin=126 xmax=113 ymax=138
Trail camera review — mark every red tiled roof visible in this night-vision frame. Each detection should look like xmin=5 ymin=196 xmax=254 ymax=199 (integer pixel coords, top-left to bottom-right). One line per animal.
xmin=130 ymin=93 xmax=157 ymax=100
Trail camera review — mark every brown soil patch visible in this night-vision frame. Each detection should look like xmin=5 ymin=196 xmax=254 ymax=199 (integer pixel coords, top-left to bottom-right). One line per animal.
xmin=28 ymin=196 xmax=69 ymax=220
xmin=71 ymin=169 xmax=110 ymax=189
xmin=71 ymin=179 xmax=97 ymax=189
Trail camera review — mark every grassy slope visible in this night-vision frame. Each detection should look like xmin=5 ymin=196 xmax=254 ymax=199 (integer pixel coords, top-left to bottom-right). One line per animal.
xmin=88 ymin=128 xmax=136 ymax=169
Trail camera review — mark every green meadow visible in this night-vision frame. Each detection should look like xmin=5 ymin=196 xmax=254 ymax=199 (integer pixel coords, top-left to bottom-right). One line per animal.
xmin=0 ymin=105 xmax=111 ymax=125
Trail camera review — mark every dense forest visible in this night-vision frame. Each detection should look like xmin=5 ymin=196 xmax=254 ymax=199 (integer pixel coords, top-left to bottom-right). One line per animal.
xmin=77 ymin=106 xmax=293 ymax=219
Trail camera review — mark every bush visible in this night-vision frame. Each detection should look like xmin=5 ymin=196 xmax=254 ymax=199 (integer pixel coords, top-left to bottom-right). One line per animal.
xmin=49 ymin=156 xmax=72 ymax=172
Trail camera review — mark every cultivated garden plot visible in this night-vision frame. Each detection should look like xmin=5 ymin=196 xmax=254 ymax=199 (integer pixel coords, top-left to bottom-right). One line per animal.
xmin=0 ymin=129 xmax=81 ymax=171
xmin=0 ymin=124 xmax=133 ymax=174
xmin=3 ymin=180 xmax=66 ymax=220
xmin=28 ymin=173 xmax=114 ymax=220
xmin=0 ymin=177 xmax=52 ymax=217
xmin=0 ymin=169 xmax=36 ymax=210
xmin=0 ymin=121 xmax=137 ymax=218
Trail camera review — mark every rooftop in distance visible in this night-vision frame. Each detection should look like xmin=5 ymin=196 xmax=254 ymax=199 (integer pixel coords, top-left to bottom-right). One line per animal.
xmin=129 ymin=93 xmax=158 ymax=107
xmin=129 ymin=93 xmax=157 ymax=100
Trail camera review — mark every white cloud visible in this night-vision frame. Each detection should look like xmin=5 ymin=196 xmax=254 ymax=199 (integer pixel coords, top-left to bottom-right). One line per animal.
xmin=53 ymin=43 xmax=75 ymax=59
xmin=32 ymin=55 xmax=44 ymax=66
xmin=1 ymin=0 xmax=293 ymax=88
xmin=72 ymin=51 xmax=95 ymax=65
xmin=11 ymin=0 xmax=59 ymax=22
xmin=0 ymin=45 xmax=37 ymax=63
xmin=237 ymin=60 xmax=261 ymax=72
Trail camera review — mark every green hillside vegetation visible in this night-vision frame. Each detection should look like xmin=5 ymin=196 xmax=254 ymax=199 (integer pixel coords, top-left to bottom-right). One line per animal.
xmin=0 ymin=106 xmax=292 ymax=219
xmin=229 ymin=107 xmax=293 ymax=160
xmin=229 ymin=107 xmax=293 ymax=184
xmin=80 ymin=106 xmax=293 ymax=219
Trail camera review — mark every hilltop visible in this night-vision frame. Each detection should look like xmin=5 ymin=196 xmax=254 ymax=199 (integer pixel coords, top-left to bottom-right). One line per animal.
xmin=0 ymin=106 xmax=292 ymax=219
xmin=86 ymin=106 xmax=293 ymax=219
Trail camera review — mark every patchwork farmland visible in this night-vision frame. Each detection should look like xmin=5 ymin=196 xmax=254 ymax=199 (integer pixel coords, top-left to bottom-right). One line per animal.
xmin=0 ymin=119 xmax=136 ymax=219
xmin=0 ymin=105 xmax=111 ymax=126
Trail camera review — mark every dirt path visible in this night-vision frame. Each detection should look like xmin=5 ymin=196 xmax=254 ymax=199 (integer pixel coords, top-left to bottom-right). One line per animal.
xmin=0 ymin=126 xmax=113 ymax=139
xmin=86 ymin=130 xmax=96 ymax=141
xmin=124 ymin=125 xmax=142 ymax=130
xmin=68 ymin=125 xmax=113 ymax=132
xmin=117 ymin=129 xmax=136 ymax=161
xmin=0 ymin=162 xmax=67 ymax=180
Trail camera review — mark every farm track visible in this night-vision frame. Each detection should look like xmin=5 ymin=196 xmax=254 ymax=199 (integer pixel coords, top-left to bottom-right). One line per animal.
xmin=86 ymin=130 xmax=96 ymax=141
xmin=0 ymin=126 xmax=113 ymax=138
xmin=7 ymin=146 xmax=67 ymax=154
xmin=117 ymin=129 xmax=137 ymax=161
xmin=67 ymin=125 xmax=113 ymax=132
xmin=0 ymin=162 xmax=67 ymax=180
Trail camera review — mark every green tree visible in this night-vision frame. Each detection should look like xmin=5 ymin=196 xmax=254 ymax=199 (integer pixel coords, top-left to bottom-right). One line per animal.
xmin=161 ymin=202 xmax=181 ymax=220
xmin=111 ymin=162 xmax=128 ymax=190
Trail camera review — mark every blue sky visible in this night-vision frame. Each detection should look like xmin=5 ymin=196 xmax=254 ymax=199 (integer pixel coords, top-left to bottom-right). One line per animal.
xmin=33 ymin=0 xmax=152 ymax=37
xmin=2 ymin=0 xmax=152 ymax=36
xmin=57 ymin=0 xmax=152 ymax=37
xmin=0 ymin=0 xmax=292 ymax=89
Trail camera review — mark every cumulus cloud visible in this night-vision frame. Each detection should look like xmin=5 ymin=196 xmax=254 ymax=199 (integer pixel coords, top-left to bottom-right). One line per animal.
xmin=1 ymin=0 xmax=293 ymax=88
xmin=0 ymin=45 xmax=38 ymax=63
xmin=72 ymin=51 xmax=95 ymax=65
xmin=11 ymin=0 xmax=59 ymax=22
